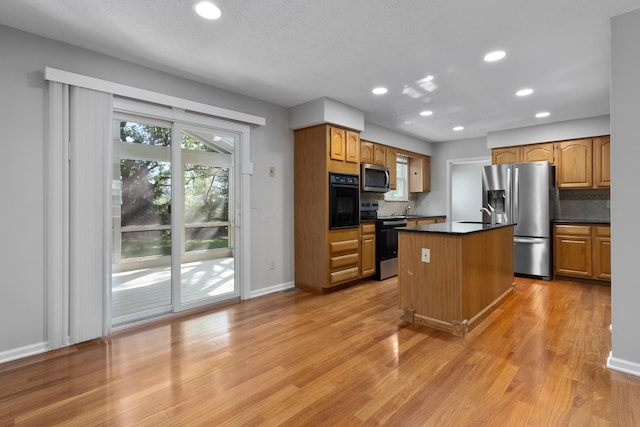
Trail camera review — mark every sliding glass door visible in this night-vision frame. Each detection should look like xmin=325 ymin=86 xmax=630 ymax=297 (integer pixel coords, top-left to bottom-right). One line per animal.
xmin=111 ymin=116 xmax=238 ymax=326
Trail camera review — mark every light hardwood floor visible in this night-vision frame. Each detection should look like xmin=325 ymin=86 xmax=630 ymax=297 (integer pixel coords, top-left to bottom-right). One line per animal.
xmin=1 ymin=276 xmax=639 ymax=426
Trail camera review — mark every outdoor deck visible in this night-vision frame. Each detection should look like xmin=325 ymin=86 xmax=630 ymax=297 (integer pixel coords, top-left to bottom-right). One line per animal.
xmin=112 ymin=257 xmax=234 ymax=324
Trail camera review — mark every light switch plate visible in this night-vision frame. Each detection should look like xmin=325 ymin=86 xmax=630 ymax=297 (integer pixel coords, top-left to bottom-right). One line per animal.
xmin=421 ymin=248 xmax=430 ymax=263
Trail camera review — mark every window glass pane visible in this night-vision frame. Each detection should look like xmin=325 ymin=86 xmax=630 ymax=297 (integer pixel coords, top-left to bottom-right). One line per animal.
xmin=118 ymin=121 xmax=171 ymax=146
xmin=185 ymin=226 xmax=229 ymax=251
xmin=184 ymin=164 xmax=230 ymax=252
xmin=119 ymin=159 xmax=172 ymax=258
xmin=184 ymin=165 xmax=229 ymax=222
xmin=385 ymin=159 xmax=408 ymax=201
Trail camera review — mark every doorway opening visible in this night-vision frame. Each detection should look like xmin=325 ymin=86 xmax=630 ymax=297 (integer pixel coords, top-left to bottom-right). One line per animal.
xmin=446 ymin=157 xmax=491 ymax=222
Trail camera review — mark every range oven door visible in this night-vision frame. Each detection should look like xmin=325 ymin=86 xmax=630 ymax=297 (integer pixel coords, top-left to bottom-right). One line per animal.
xmin=376 ymin=219 xmax=407 ymax=279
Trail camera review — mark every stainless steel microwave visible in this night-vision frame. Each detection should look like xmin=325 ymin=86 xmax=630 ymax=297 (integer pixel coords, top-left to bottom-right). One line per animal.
xmin=361 ymin=163 xmax=390 ymax=193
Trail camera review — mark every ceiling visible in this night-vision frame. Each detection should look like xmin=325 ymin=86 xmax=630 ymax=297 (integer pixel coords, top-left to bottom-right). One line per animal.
xmin=1 ymin=0 xmax=640 ymax=143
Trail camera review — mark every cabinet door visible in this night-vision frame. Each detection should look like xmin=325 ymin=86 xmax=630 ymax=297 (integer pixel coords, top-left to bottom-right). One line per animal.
xmin=386 ymin=148 xmax=397 ymax=190
xmin=345 ymin=130 xmax=360 ymax=164
xmin=422 ymin=156 xmax=431 ymax=192
xmin=408 ymin=156 xmax=430 ymax=192
xmin=492 ymin=147 xmax=521 ymax=164
xmin=329 ymin=127 xmax=345 ymax=162
xmin=593 ymin=136 xmax=611 ymax=188
xmin=593 ymin=226 xmax=611 ymax=280
xmin=361 ymin=141 xmax=374 ymax=164
xmin=361 ymin=234 xmax=376 ymax=276
xmin=523 ymin=143 xmax=555 ymax=164
xmin=556 ymin=139 xmax=593 ymax=188
xmin=373 ymin=144 xmax=386 ymax=166
xmin=554 ymin=225 xmax=592 ymax=277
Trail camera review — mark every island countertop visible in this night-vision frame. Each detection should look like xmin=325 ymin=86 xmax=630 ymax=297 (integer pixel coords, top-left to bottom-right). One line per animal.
xmin=398 ymin=221 xmax=515 ymax=235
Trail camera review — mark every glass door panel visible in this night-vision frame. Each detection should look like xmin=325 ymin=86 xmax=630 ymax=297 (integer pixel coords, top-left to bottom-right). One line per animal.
xmin=112 ymin=119 xmax=173 ymax=326
xmin=178 ymin=128 xmax=236 ymax=308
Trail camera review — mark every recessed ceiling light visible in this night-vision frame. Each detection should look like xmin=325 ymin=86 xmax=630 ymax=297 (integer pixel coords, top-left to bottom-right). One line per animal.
xmin=453 ymin=126 xmax=464 ymax=131
xmin=419 ymin=110 xmax=433 ymax=116
xmin=535 ymin=112 xmax=550 ymax=118
xmin=195 ymin=1 xmax=221 ymax=20
xmin=372 ymin=87 xmax=388 ymax=95
xmin=516 ymin=88 xmax=534 ymax=97
xmin=484 ymin=50 xmax=506 ymax=62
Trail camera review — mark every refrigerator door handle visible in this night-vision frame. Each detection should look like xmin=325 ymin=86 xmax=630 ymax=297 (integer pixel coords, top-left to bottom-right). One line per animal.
xmin=506 ymin=167 xmax=511 ymax=223
xmin=514 ymin=236 xmax=546 ymax=244
xmin=513 ymin=167 xmax=519 ymax=224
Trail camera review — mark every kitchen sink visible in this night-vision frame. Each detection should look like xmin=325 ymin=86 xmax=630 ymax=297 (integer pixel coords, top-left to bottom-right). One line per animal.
xmin=456 ymin=221 xmax=491 ymax=224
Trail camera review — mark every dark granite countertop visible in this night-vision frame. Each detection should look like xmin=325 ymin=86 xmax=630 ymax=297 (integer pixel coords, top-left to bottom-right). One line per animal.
xmin=553 ymin=218 xmax=610 ymax=225
xmin=397 ymin=221 xmax=514 ymax=235
xmin=376 ymin=214 xmax=446 ymax=221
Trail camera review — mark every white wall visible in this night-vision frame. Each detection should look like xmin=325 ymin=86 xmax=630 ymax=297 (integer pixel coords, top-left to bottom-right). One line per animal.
xmin=487 ymin=115 xmax=610 ymax=148
xmin=609 ymin=9 xmax=640 ymax=375
xmin=451 ymin=161 xmax=489 ymax=222
xmin=423 ymin=137 xmax=491 ymax=216
xmin=0 ymin=25 xmax=294 ymax=355
xmin=361 ymin=122 xmax=432 ymax=155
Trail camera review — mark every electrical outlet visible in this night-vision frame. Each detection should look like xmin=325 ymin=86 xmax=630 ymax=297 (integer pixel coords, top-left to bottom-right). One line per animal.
xmin=421 ymin=248 xmax=430 ymax=263
xmin=269 ymin=259 xmax=275 ymax=270
xmin=607 ymin=200 xmax=610 ymax=209
xmin=269 ymin=166 xmax=276 ymax=177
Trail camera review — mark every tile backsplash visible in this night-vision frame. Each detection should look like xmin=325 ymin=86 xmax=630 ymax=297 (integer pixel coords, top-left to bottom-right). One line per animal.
xmin=361 ymin=193 xmax=418 ymax=217
xmin=558 ymin=188 xmax=610 ymax=221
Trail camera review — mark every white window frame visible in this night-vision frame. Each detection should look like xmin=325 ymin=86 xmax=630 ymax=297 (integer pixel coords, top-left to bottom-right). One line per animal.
xmin=385 ymin=156 xmax=409 ymax=202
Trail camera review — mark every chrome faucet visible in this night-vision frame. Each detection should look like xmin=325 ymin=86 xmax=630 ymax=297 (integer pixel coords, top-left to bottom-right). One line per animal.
xmin=404 ymin=204 xmax=411 ymax=216
xmin=480 ymin=204 xmax=496 ymax=226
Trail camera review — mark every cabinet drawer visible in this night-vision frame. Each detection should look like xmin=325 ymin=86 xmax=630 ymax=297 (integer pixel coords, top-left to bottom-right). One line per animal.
xmin=361 ymin=223 xmax=376 ymax=234
xmin=554 ymin=225 xmax=591 ymax=236
xmin=330 ymin=267 xmax=359 ymax=285
xmin=594 ymin=226 xmax=610 ymax=237
xmin=330 ymin=239 xmax=359 ymax=254
xmin=330 ymin=253 xmax=359 ymax=269
xmin=417 ymin=218 xmax=436 ymax=226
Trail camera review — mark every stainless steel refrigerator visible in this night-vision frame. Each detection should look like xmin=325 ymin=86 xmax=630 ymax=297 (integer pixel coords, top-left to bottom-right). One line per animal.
xmin=481 ymin=161 xmax=557 ymax=280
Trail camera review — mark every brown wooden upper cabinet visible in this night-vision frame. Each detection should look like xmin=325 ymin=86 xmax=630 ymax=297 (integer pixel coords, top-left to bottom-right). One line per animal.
xmin=409 ymin=155 xmax=430 ymax=192
xmin=556 ymin=136 xmax=610 ymax=188
xmin=492 ymin=135 xmax=610 ymax=189
xmin=523 ymin=143 xmax=555 ymax=163
xmin=593 ymin=135 xmax=611 ymax=187
xmin=330 ymin=127 xmax=359 ymax=164
xmin=492 ymin=143 xmax=555 ymax=164
xmin=492 ymin=146 xmax=522 ymax=164
xmin=556 ymin=138 xmax=593 ymax=188
xmin=386 ymin=147 xmax=397 ymax=190
xmin=360 ymin=140 xmax=386 ymax=166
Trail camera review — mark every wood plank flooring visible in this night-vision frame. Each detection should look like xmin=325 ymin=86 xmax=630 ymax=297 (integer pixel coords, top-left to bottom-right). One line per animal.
xmin=1 ymin=276 xmax=639 ymax=426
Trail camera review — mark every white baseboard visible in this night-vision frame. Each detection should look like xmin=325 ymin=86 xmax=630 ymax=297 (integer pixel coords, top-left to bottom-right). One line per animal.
xmin=0 ymin=342 xmax=48 ymax=365
xmin=607 ymin=351 xmax=640 ymax=377
xmin=249 ymin=281 xmax=295 ymax=299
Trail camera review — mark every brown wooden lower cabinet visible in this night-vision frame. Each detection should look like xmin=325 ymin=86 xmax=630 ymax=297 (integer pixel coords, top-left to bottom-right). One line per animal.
xmin=553 ymin=223 xmax=610 ymax=282
xmin=328 ymin=229 xmax=359 ymax=287
xmin=360 ymin=223 xmax=376 ymax=277
xmin=405 ymin=216 xmax=446 ymax=227
xmin=593 ymin=226 xmax=611 ymax=280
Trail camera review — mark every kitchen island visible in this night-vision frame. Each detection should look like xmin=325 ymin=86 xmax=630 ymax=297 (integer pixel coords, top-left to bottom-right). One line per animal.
xmin=397 ymin=222 xmax=515 ymax=337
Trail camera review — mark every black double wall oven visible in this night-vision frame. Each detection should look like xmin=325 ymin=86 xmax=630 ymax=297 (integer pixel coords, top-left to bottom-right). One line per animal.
xmin=329 ymin=172 xmax=359 ymax=230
